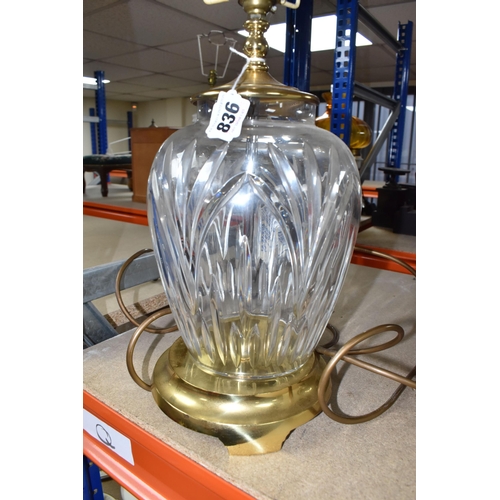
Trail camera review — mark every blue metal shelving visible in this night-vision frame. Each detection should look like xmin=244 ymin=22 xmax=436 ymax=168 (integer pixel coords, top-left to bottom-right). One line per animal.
xmin=127 ymin=111 xmax=134 ymax=152
xmin=94 ymin=70 xmax=108 ymax=155
xmin=387 ymin=21 xmax=414 ymax=171
xmin=282 ymin=0 xmax=313 ymax=91
xmin=283 ymin=0 xmax=414 ymax=176
xmin=83 ymin=455 xmax=105 ymax=500
xmin=329 ymin=0 xmax=360 ymax=146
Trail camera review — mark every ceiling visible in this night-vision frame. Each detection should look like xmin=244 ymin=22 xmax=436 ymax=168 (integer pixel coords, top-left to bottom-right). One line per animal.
xmin=83 ymin=0 xmax=416 ymax=103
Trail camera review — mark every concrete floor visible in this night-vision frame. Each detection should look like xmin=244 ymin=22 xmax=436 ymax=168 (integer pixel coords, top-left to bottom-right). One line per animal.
xmin=83 ymin=183 xmax=164 ymax=318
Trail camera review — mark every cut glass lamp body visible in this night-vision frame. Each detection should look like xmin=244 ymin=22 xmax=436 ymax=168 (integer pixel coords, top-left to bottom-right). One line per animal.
xmin=146 ymin=88 xmax=362 ymax=454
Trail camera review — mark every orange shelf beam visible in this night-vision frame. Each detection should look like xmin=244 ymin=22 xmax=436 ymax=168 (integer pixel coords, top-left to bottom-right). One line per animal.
xmin=83 ymin=391 xmax=256 ymax=500
xmin=109 ymin=170 xmax=129 ymax=178
xmin=83 ymin=201 xmax=148 ymax=226
xmin=362 ymin=186 xmax=379 ymax=199
xmin=82 ymin=204 xmax=414 ymax=274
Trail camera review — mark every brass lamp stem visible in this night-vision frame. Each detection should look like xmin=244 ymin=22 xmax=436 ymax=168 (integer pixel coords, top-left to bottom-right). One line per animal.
xmin=239 ymin=0 xmax=279 ymax=71
xmin=242 ymin=18 xmax=269 ymax=70
xmin=194 ymin=0 xmax=313 ymax=102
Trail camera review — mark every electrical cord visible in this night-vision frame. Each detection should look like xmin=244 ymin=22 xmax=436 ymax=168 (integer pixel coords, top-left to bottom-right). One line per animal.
xmin=117 ymin=245 xmax=416 ymax=424
xmin=315 ymin=246 xmax=416 ymax=424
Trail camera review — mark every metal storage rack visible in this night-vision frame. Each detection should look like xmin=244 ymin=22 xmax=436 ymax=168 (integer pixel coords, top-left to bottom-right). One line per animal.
xmin=283 ymin=0 xmax=414 ymax=179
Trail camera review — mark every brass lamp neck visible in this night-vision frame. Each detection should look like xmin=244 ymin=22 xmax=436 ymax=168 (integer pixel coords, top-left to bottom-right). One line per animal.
xmin=193 ymin=0 xmax=318 ymax=104
xmin=243 ymin=18 xmax=269 ymax=70
xmin=239 ymin=0 xmax=279 ymax=70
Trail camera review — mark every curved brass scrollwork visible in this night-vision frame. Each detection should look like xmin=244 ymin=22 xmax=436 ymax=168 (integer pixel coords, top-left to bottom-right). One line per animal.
xmin=125 ymin=308 xmax=173 ymax=392
xmin=115 ymin=248 xmax=178 ymax=391
xmin=118 ymin=245 xmax=416 ymax=425
xmin=115 ymin=248 xmax=175 ymax=334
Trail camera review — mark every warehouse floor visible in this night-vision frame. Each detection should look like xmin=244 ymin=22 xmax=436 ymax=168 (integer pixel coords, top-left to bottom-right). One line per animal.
xmin=83 ymin=181 xmax=163 ymax=319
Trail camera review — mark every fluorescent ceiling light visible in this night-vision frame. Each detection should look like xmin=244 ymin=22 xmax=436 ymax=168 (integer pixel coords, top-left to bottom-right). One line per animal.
xmin=238 ymin=15 xmax=372 ymax=53
xmin=83 ymin=76 xmax=110 ymax=85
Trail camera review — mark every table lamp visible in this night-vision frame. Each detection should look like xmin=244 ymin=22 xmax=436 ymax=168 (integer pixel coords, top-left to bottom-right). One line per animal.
xmin=127 ymin=0 xmax=362 ymax=455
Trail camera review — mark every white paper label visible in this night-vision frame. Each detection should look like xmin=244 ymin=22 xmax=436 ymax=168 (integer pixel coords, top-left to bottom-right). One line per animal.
xmin=205 ymin=90 xmax=250 ymax=142
xmin=83 ymin=409 xmax=135 ymax=465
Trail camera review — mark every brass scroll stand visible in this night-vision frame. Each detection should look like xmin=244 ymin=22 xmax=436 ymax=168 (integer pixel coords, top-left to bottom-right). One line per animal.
xmin=118 ymin=247 xmax=416 ymax=428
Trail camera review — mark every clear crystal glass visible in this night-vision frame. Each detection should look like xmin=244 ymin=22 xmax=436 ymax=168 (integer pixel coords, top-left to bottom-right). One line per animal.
xmin=147 ymin=94 xmax=361 ymax=380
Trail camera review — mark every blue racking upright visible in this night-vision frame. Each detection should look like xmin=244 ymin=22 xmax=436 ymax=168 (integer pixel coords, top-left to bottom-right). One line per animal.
xmin=329 ymin=0 xmax=359 ymax=145
xmin=282 ymin=0 xmax=313 ymax=91
xmin=83 ymin=455 xmax=105 ymax=500
xmin=387 ymin=21 xmax=413 ymax=172
xmin=127 ymin=111 xmax=134 ymax=152
xmin=94 ymin=70 xmax=108 ymax=155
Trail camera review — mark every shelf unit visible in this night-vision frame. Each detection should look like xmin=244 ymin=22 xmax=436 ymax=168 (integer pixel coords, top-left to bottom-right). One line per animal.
xmin=83 ymin=261 xmax=416 ymax=500
xmin=283 ymin=0 xmax=414 ymax=178
xmin=84 ymin=392 xmax=255 ymax=500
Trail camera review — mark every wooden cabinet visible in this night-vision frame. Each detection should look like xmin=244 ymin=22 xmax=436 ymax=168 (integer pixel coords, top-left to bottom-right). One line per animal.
xmin=130 ymin=127 xmax=177 ymax=203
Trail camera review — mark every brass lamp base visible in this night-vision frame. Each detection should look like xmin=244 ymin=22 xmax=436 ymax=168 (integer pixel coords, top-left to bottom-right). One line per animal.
xmin=151 ymin=338 xmax=330 ymax=455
